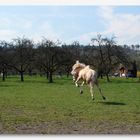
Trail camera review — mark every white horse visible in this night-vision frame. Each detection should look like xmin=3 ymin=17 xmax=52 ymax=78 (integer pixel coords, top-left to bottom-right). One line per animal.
xmin=71 ymin=60 xmax=106 ymax=100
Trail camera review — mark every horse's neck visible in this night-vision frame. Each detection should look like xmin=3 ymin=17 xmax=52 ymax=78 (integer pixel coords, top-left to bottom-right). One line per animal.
xmin=77 ymin=67 xmax=85 ymax=75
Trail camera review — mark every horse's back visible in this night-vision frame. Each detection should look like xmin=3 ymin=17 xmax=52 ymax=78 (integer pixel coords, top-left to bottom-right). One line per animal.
xmin=79 ymin=67 xmax=97 ymax=83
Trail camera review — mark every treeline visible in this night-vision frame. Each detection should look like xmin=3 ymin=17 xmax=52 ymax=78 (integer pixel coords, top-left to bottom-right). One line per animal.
xmin=0 ymin=34 xmax=140 ymax=82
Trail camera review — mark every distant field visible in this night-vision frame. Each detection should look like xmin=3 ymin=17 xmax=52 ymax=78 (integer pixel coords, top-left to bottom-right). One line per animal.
xmin=0 ymin=75 xmax=140 ymax=134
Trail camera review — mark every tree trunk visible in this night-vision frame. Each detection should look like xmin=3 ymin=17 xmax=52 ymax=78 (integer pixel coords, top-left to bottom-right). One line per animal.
xmin=2 ymin=70 xmax=5 ymax=81
xmin=28 ymin=69 xmax=32 ymax=76
xmin=5 ymin=70 xmax=8 ymax=78
xmin=106 ymin=74 xmax=110 ymax=82
xmin=39 ymin=68 xmax=43 ymax=77
xmin=2 ymin=65 xmax=6 ymax=81
xmin=98 ymin=71 xmax=103 ymax=79
xmin=48 ymin=71 xmax=53 ymax=83
xmin=100 ymin=74 xmax=103 ymax=79
xmin=132 ymin=61 xmax=137 ymax=78
xmin=67 ymin=72 xmax=69 ymax=78
xmin=20 ymin=71 xmax=24 ymax=82
xmin=46 ymin=71 xmax=49 ymax=79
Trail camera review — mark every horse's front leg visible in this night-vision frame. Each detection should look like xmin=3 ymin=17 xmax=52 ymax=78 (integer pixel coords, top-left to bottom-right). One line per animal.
xmin=75 ymin=76 xmax=81 ymax=87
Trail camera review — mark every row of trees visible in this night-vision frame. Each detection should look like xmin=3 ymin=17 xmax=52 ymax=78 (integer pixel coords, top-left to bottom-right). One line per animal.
xmin=0 ymin=34 xmax=139 ymax=82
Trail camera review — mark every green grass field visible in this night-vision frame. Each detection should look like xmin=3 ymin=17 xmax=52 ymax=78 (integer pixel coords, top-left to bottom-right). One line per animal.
xmin=0 ymin=75 xmax=140 ymax=134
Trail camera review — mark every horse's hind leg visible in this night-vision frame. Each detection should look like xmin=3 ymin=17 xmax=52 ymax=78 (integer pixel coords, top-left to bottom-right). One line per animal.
xmin=95 ymin=81 xmax=106 ymax=100
xmin=80 ymin=81 xmax=84 ymax=94
xmin=89 ymin=82 xmax=94 ymax=100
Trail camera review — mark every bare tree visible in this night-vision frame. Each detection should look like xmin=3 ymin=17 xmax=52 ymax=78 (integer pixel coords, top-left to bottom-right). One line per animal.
xmin=0 ymin=41 xmax=11 ymax=81
xmin=61 ymin=44 xmax=75 ymax=77
xmin=10 ymin=37 xmax=34 ymax=81
xmin=36 ymin=38 xmax=61 ymax=83
xmin=91 ymin=34 xmax=107 ymax=79
xmin=91 ymin=34 xmax=129 ymax=82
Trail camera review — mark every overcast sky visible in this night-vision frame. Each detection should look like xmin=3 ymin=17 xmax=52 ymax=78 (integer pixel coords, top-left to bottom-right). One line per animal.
xmin=0 ymin=6 xmax=140 ymax=45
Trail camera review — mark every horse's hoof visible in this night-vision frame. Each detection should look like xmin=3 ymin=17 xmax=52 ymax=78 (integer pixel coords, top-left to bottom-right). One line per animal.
xmin=103 ymin=96 xmax=106 ymax=100
xmin=80 ymin=90 xmax=83 ymax=94
xmin=92 ymin=97 xmax=95 ymax=100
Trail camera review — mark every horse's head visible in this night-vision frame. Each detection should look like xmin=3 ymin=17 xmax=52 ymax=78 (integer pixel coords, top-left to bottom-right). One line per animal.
xmin=71 ymin=60 xmax=86 ymax=81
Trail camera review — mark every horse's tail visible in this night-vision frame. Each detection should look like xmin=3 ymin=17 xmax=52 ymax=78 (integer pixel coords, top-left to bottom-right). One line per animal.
xmin=91 ymin=70 xmax=97 ymax=82
xmin=86 ymin=70 xmax=97 ymax=84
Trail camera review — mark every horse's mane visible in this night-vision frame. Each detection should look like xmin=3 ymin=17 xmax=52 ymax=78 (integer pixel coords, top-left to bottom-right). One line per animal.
xmin=73 ymin=60 xmax=86 ymax=69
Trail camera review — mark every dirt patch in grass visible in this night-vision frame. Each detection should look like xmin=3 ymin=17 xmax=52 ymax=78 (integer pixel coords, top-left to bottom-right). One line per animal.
xmin=1 ymin=121 xmax=140 ymax=134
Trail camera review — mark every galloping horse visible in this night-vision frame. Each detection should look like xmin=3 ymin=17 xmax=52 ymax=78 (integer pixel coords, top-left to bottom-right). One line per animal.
xmin=71 ymin=60 xmax=106 ymax=100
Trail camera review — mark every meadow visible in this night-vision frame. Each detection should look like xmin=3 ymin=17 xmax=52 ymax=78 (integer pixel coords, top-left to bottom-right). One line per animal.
xmin=0 ymin=75 xmax=140 ymax=134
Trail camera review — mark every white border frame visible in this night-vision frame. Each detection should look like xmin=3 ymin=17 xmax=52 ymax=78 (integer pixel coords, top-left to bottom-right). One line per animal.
xmin=0 ymin=0 xmax=140 ymax=5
